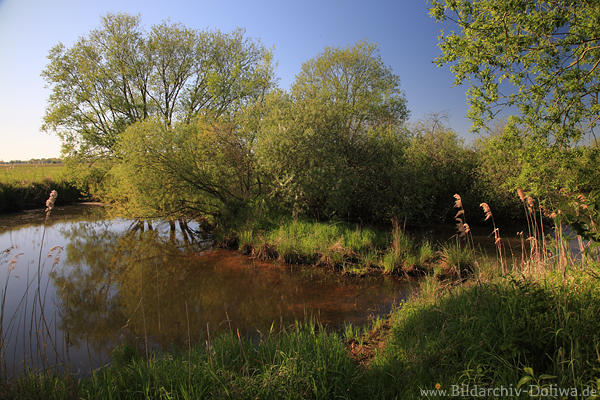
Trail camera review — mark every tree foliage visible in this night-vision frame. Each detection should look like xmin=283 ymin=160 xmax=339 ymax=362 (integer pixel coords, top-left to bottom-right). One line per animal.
xmin=42 ymin=14 xmax=521 ymax=226
xmin=405 ymin=114 xmax=478 ymax=222
xmin=429 ymin=0 xmax=600 ymax=146
xmin=106 ymin=113 xmax=263 ymax=221
xmin=42 ymin=13 xmax=274 ymax=159
xmin=256 ymin=42 xmax=410 ymax=222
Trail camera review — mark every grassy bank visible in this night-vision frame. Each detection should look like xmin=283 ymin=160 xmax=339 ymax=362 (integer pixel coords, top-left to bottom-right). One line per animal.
xmin=3 ymin=266 xmax=599 ymax=399
xmin=0 ymin=164 xmax=83 ymax=213
xmin=3 ymin=195 xmax=600 ymax=398
xmin=366 ymin=269 xmax=600 ymax=398
xmin=4 ymin=321 xmax=365 ymax=399
xmin=222 ymin=217 xmax=456 ymax=277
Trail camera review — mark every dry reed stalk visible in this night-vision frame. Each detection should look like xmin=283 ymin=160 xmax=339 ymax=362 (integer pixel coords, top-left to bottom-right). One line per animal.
xmin=517 ymin=188 xmax=534 ymax=246
xmin=538 ymin=205 xmax=548 ymax=263
xmin=206 ymin=322 xmax=213 ymax=369
xmin=453 ymin=194 xmax=474 ymax=250
xmin=517 ymin=189 xmax=549 ymax=267
xmin=155 ymin=265 xmax=161 ymax=334
xmin=480 ymin=202 xmax=505 ymax=273
xmin=0 ymin=252 xmax=22 ymax=377
xmin=237 ymin=327 xmax=249 ymax=374
xmin=577 ymin=235 xmax=587 ymax=269
xmin=526 ymin=196 xmax=543 ymax=264
xmin=185 ymin=300 xmax=191 ymax=394
xmin=140 ymin=262 xmax=149 ymax=363
xmin=34 ymin=190 xmax=62 ymax=373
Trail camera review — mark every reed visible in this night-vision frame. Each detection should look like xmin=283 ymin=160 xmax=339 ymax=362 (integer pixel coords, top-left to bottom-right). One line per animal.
xmin=453 ymin=193 xmax=475 ymax=251
xmin=479 ymin=202 xmax=506 ymax=273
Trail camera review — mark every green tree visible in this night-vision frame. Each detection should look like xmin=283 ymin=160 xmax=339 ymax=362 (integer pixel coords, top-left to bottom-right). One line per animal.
xmin=257 ymin=42 xmax=409 ymax=222
xmin=429 ymin=0 xmax=600 ymax=234
xmin=42 ymin=13 xmax=274 ymax=159
xmin=404 ymin=113 xmax=478 ymax=223
xmin=429 ymin=0 xmax=600 ymax=146
xmin=106 ymin=110 xmax=264 ymax=222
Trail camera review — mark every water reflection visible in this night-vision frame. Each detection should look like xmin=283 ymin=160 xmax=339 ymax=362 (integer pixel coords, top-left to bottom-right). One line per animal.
xmin=0 ymin=206 xmax=412 ymax=376
xmin=56 ymin=224 xmax=410 ymax=350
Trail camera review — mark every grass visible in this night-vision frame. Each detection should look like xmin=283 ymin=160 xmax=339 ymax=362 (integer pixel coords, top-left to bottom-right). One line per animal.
xmin=2 ymin=321 xmax=366 ymax=399
xmin=0 ymin=164 xmax=66 ymax=185
xmin=233 ymin=218 xmax=389 ymax=270
xmin=0 ymin=164 xmax=82 ymax=213
xmin=365 ymin=269 xmax=600 ymax=399
xmin=227 ymin=217 xmax=441 ymax=277
xmin=437 ymin=241 xmax=477 ymax=280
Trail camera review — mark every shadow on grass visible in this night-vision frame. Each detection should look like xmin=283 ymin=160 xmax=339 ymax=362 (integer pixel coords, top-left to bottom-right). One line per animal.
xmin=0 ymin=181 xmax=82 ymax=213
xmin=366 ymin=274 xmax=600 ymax=398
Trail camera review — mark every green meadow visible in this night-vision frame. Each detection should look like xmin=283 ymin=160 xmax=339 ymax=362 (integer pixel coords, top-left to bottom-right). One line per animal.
xmin=0 ymin=164 xmax=82 ymax=213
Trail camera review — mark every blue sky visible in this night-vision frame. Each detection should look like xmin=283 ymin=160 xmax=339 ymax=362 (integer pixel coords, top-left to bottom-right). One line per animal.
xmin=0 ymin=0 xmax=470 ymax=161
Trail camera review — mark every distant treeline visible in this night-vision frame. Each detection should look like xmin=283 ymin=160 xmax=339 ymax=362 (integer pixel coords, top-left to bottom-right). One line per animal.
xmin=0 ymin=158 xmax=62 ymax=165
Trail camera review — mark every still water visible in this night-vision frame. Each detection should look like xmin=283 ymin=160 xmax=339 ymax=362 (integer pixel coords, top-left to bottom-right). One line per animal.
xmin=0 ymin=205 xmax=414 ymax=376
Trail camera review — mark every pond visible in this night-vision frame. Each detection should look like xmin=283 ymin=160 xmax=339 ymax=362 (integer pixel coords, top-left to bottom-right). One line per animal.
xmin=0 ymin=205 xmax=415 ymax=377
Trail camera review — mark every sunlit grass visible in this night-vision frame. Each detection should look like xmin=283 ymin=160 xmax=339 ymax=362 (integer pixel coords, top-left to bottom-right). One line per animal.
xmin=0 ymin=164 xmax=82 ymax=213
xmin=3 ymin=321 xmax=366 ymax=399
xmin=0 ymin=164 xmax=66 ymax=185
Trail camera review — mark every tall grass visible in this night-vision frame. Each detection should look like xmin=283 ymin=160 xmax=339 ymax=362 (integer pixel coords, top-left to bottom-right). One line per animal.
xmin=2 ymin=321 xmax=366 ymax=399
xmin=234 ymin=218 xmax=389 ymax=271
xmin=366 ymin=269 xmax=600 ymax=399
xmin=230 ymin=217 xmax=443 ymax=276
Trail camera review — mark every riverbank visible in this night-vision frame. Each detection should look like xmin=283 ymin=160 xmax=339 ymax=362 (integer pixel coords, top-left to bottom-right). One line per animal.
xmin=0 ymin=180 xmax=83 ymax=213
xmin=2 ymin=206 xmax=599 ymax=399
xmin=218 ymin=217 xmax=475 ymax=279
xmin=4 ymin=264 xmax=599 ymax=399
xmin=0 ymin=163 xmax=86 ymax=213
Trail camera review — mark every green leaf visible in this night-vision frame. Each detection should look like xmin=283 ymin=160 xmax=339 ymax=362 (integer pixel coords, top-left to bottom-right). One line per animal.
xmin=517 ymin=376 xmax=532 ymax=389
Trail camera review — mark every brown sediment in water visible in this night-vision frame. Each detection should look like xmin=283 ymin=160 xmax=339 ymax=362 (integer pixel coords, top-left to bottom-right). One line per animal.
xmin=188 ymin=249 xmax=413 ymax=327
xmin=0 ymin=213 xmax=415 ymax=375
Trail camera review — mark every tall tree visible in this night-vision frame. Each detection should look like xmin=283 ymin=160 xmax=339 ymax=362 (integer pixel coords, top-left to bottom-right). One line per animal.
xmin=430 ymin=0 xmax=600 ymax=237
xmin=257 ymin=42 xmax=409 ymax=221
xmin=42 ymin=13 xmax=275 ymax=159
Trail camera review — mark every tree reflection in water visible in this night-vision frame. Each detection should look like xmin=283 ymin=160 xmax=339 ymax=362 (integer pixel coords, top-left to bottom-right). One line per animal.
xmin=52 ymin=221 xmax=410 ymax=365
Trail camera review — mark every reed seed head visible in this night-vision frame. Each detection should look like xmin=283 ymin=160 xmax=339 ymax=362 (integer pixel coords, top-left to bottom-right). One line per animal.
xmin=526 ymin=196 xmax=534 ymax=213
xmin=455 ymin=219 xmax=470 ymax=237
xmin=517 ymin=188 xmax=525 ymax=202
xmin=526 ymin=196 xmax=534 ymax=208
xmin=45 ymin=190 xmax=58 ymax=219
xmin=453 ymin=194 xmax=462 ymax=209
xmin=7 ymin=252 xmax=23 ymax=271
xmin=480 ymin=202 xmax=492 ymax=221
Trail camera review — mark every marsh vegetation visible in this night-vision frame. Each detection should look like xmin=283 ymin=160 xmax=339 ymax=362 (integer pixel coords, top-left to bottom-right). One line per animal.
xmin=2 ymin=1 xmax=600 ymax=398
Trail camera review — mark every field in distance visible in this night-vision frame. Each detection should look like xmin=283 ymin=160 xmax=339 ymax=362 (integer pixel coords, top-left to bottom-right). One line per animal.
xmin=0 ymin=163 xmax=66 ymax=184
